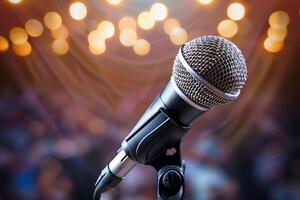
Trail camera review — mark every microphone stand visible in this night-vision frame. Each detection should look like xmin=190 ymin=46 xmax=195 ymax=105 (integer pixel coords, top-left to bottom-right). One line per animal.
xmin=147 ymin=143 xmax=185 ymax=200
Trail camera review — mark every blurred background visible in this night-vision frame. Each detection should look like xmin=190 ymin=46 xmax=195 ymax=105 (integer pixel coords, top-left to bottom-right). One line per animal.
xmin=0 ymin=0 xmax=300 ymax=199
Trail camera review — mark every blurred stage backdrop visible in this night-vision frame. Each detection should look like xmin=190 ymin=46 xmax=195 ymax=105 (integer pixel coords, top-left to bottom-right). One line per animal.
xmin=0 ymin=0 xmax=300 ymax=199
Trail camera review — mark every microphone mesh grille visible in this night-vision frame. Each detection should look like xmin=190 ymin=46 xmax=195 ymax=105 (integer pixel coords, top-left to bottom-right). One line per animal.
xmin=172 ymin=35 xmax=247 ymax=109
xmin=173 ymin=57 xmax=229 ymax=109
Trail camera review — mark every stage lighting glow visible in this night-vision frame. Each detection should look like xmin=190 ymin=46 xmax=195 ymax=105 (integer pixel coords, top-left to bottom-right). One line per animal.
xmin=227 ymin=3 xmax=245 ymax=21
xmin=89 ymin=43 xmax=106 ymax=55
xmin=264 ymin=37 xmax=284 ymax=53
xmin=9 ymin=27 xmax=28 ymax=45
xmin=44 ymin=12 xmax=62 ymax=30
xmin=197 ymin=0 xmax=214 ymax=5
xmin=88 ymin=118 xmax=106 ymax=134
xmin=169 ymin=27 xmax=188 ymax=45
xmin=8 ymin=0 xmax=22 ymax=4
xmin=217 ymin=19 xmax=238 ymax=38
xmin=107 ymin=0 xmax=122 ymax=5
xmin=0 ymin=36 xmax=9 ymax=52
xmin=52 ymin=39 xmax=69 ymax=55
xmin=88 ymin=30 xmax=105 ymax=46
xmin=150 ymin=3 xmax=168 ymax=21
xmin=25 ymin=19 xmax=44 ymax=37
xmin=119 ymin=29 xmax=137 ymax=47
xmin=97 ymin=21 xmax=115 ymax=39
xmin=69 ymin=2 xmax=87 ymax=21
xmin=138 ymin=11 xmax=155 ymax=30
xmin=12 ymin=42 xmax=31 ymax=56
xmin=51 ymin=24 xmax=69 ymax=40
xmin=269 ymin=11 xmax=290 ymax=29
xmin=164 ymin=18 xmax=181 ymax=35
xmin=118 ymin=17 xmax=136 ymax=31
xmin=267 ymin=27 xmax=287 ymax=42
xmin=133 ymin=39 xmax=150 ymax=56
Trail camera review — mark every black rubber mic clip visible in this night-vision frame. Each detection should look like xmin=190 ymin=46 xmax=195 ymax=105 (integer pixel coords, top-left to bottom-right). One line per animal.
xmin=148 ymin=142 xmax=185 ymax=200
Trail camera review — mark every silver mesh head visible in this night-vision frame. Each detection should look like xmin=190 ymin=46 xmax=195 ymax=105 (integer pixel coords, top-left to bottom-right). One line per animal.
xmin=172 ymin=35 xmax=247 ymax=110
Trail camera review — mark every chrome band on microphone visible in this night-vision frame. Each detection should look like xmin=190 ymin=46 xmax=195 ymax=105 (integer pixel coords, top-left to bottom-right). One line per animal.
xmin=170 ymin=77 xmax=208 ymax=111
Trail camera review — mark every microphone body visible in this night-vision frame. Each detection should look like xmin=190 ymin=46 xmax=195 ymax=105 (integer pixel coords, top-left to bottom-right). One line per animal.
xmin=94 ymin=79 xmax=204 ymax=196
xmin=93 ymin=35 xmax=247 ymax=199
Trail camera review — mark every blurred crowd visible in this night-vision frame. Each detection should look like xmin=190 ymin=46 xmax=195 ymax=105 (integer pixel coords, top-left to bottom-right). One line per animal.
xmin=0 ymin=86 xmax=299 ymax=200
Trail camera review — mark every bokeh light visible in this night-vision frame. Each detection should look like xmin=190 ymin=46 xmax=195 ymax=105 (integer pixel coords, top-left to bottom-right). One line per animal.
xmin=51 ymin=24 xmax=69 ymax=40
xmin=69 ymin=2 xmax=87 ymax=21
xmin=217 ymin=19 xmax=238 ymax=38
xmin=107 ymin=0 xmax=122 ymax=5
xmin=138 ymin=11 xmax=155 ymax=30
xmin=89 ymin=43 xmax=106 ymax=55
xmin=44 ymin=11 xmax=62 ymax=30
xmin=267 ymin=27 xmax=287 ymax=42
xmin=119 ymin=29 xmax=137 ymax=47
xmin=133 ymin=39 xmax=151 ymax=56
xmin=12 ymin=42 xmax=31 ymax=56
xmin=264 ymin=37 xmax=284 ymax=53
xmin=197 ymin=0 xmax=214 ymax=5
xmin=269 ymin=10 xmax=290 ymax=29
xmin=7 ymin=0 xmax=22 ymax=4
xmin=52 ymin=39 xmax=69 ymax=55
xmin=227 ymin=3 xmax=246 ymax=21
xmin=88 ymin=30 xmax=105 ymax=46
xmin=169 ymin=27 xmax=188 ymax=45
xmin=0 ymin=36 xmax=9 ymax=52
xmin=97 ymin=21 xmax=115 ymax=39
xmin=88 ymin=118 xmax=106 ymax=134
xmin=164 ymin=18 xmax=181 ymax=35
xmin=9 ymin=27 xmax=28 ymax=45
xmin=150 ymin=3 xmax=168 ymax=21
xmin=25 ymin=19 xmax=44 ymax=37
xmin=118 ymin=17 xmax=137 ymax=31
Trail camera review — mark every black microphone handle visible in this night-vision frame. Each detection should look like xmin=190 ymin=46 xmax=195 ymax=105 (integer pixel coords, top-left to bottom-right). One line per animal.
xmin=93 ymin=79 xmax=205 ymax=200
xmin=122 ymin=79 xmax=205 ymax=164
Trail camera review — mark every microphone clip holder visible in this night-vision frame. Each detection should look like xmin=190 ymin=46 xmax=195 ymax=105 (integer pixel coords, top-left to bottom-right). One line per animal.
xmin=147 ymin=143 xmax=185 ymax=200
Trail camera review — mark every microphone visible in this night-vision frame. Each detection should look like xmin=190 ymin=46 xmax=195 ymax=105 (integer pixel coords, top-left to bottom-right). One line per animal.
xmin=93 ymin=35 xmax=247 ymax=199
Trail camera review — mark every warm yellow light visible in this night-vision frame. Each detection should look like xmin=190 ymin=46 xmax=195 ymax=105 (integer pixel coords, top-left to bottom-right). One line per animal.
xmin=25 ymin=19 xmax=44 ymax=37
xmin=88 ymin=30 xmax=105 ymax=46
xmin=169 ymin=27 xmax=188 ymax=46
xmin=9 ymin=27 xmax=28 ymax=45
xmin=267 ymin=27 xmax=287 ymax=42
xmin=119 ymin=29 xmax=137 ymax=47
xmin=133 ymin=39 xmax=151 ymax=56
xmin=12 ymin=42 xmax=32 ymax=57
xmin=269 ymin=10 xmax=290 ymax=29
xmin=264 ymin=37 xmax=284 ymax=53
xmin=44 ymin=12 xmax=62 ymax=30
xmin=107 ymin=0 xmax=122 ymax=5
xmin=150 ymin=3 xmax=168 ymax=21
xmin=51 ymin=24 xmax=69 ymax=40
xmin=52 ymin=39 xmax=69 ymax=55
xmin=69 ymin=2 xmax=87 ymax=21
xmin=197 ymin=0 xmax=214 ymax=5
xmin=138 ymin=11 xmax=155 ymax=30
xmin=0 ymin=36 xmax=9 ymax=52
xmin=8 ymin=0 xmax=22 ymax=4
xmin=97 ymin=21 xmax=115 ymax=39
xmin=89 ymin=42 xmax=106 ymax=55
xmin=227 ymin=3 xmax=245 ymax=21
xmin=118 ymin=17 xmax=137 ymax=31
xmin=164 ymin=18 xmax=181 ymax=35
xmin=217 ymin=19 xmax=238 ymax=38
